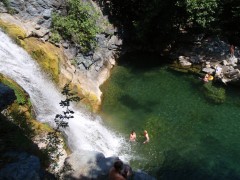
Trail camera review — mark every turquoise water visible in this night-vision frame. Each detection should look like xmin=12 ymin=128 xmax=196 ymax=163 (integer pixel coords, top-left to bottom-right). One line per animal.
xmin=100 ymin=53 xmax=240 ymax=180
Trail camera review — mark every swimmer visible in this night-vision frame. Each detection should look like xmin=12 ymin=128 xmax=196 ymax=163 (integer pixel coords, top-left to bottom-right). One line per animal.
xmin=203 ymin=73 xmax=210 ymax=82
xmin=109 ymin=160 xmax=130 ymax=180
xmin=130 ymin=131 xmax=136 ymax=142
xmin=143 ymin=130 xmax=149 ymax=144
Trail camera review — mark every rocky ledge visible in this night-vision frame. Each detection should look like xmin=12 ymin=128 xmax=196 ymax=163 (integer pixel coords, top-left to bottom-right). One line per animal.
xmin=172 ymin=36 xmax=240 ymax=85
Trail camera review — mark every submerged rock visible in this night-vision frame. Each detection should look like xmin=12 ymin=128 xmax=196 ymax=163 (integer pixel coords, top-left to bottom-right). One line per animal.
xmin=202 ymin=81 xmax=226 ymax=104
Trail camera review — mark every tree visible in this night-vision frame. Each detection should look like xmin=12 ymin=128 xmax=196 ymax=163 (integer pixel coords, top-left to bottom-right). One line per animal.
xmin=180 ymin=0 xmax=218 ymax=28
xmin=42 ymin=83 xmax=81 ymax=176
xmin=54 ymin=83 xmax=81 ymax=130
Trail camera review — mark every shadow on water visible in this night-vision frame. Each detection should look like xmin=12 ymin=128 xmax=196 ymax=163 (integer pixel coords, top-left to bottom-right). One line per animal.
xmin=118 ymin=94 xmax=158 ymax=114
xmin=117 ymin=52 xmax=169 ymax=69
xmin=155 ymin=149 xmax=240 ymax=180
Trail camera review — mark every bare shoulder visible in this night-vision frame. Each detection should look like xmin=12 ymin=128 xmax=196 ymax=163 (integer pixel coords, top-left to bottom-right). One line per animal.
xmin=109 ymin=168 xmax=126 ymax=180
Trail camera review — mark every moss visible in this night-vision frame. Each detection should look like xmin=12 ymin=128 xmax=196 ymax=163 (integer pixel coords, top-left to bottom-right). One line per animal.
xmin=202 ymin=81 xmax=226 ymax=104
xmin=23 ymin=38 xmax=61 ymax=82
xmin=0 ymin=20 xmax=26 ymax=41
xmin=169 ymin=60 xmax=203 ymax=78
xmin=0 ymin=74 xmax=28 ymax=105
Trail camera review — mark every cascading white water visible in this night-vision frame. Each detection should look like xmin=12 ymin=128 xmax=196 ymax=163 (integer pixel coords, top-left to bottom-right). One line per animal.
xmin=0 ymin=30 xmax=131 ymax=160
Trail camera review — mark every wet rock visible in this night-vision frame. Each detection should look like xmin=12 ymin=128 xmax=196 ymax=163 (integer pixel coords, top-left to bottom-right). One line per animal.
xmin=0 ymin=83 xmax=16 ymax=111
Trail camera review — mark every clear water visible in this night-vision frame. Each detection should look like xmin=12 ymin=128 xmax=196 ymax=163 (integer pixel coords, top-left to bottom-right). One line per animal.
xmin=100 ymin=53 xmax=240 ymax=180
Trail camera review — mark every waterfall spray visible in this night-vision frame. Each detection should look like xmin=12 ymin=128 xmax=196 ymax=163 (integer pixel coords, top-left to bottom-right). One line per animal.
xmin=0 ymin=30 xmax=130 ymax=160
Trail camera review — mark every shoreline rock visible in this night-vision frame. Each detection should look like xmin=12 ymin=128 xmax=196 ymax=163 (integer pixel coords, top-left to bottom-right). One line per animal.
xmin=62 ymin=150 xmax=156 ymax=180
xmin=171 ymin=36 xmax=240 ymax=85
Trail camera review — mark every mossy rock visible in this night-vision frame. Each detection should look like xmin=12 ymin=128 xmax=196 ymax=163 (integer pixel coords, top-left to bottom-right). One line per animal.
xmin=23 ymin=38 xmax=61 ymax=82
xmin=170 ymin=60 xmax=202 ymax=75
xmin=0 ymin=19 xmax=64 ymax=83
xmin=0 ymin=74 xmax=29 ymax=105
xmin=202 ymin=81 xmax=226 ymax=104
xmin=0 ymin=19 xmax=26 ymax=42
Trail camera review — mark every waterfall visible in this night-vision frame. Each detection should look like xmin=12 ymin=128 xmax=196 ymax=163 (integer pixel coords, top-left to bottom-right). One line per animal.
xmin=0 ymin=30 xmax=130 ymax=160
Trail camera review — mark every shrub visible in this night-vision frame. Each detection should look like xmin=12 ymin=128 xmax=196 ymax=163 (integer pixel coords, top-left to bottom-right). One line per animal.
xmin=51 ymin=0 xmax=103 ymax=52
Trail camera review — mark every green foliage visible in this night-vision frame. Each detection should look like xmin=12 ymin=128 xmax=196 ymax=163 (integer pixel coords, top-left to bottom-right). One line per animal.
xmin=179 ymin=0 xmax=218 ymax=28
xmin=202 ymin=81 xmax=226 ymax=104
xmin=51 ymin=0 xmax=103 ymax=52
xmin=43 ymin=83 xmax=81 ymax=174
xmin=54 ymin=83 xmax=81 ymax=129
xmin=101 ymin=0 xmax=240 ymax=50
xmin=49 ymin=30 xmax=62 ymax=43
xmin=0 ymin=0 xmax=15 ymax=14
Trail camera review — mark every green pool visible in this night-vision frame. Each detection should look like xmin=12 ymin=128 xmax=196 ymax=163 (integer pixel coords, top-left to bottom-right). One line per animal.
xmin=100 ymin=53 xmax=240 ymax=180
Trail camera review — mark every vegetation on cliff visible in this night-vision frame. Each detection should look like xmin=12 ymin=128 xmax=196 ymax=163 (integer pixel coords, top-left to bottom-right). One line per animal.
xmin=51 ymin=0 xmax=103 ymax=52
xmin=100 ymin=0 xmax=240 ymax=50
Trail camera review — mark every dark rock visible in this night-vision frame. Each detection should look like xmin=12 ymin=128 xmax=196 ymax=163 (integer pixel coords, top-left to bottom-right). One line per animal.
xmin=0 ymin=152 xmax=42 ymax=180
xmin=0 ymin=82 xmax=16 ymax=111
xmin=43 ymin=9 xmax=52 ymax=19
xmin=37 ymin=17 xmax=45 ymax=25
xmin=62 ymin=150 xmax=156 ymax=180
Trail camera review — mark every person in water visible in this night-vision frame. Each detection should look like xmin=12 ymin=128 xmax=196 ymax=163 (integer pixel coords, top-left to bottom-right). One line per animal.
xmin=203 ymin=73 xmax=210 ymax=82
xmin=202 ymin=73 xmax=213 ymax=82
xmin=143 ymin=130 xmax=149 ymax=144
xmin=130 ymin=131 xmax=136 ymax=142
xmin=109 ymin=160 xmax=130 ymax=180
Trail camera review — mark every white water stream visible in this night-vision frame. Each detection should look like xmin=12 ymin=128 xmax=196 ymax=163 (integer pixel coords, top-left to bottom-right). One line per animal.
xmin=0 ymin=30 xmax=130 ymax=160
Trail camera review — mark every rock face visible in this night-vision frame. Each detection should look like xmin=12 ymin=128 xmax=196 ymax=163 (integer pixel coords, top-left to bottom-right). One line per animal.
xmin=63 ymin=150 xmax=156 ymax=180
xmin=172 ymin=36 xmax=240 ymax=85
xmin=0 ymin=152 xmax=43 ymax=180
xmin=0 ymin=82 xmax=16 ymax=111
xmin=0 ymin=0 xmax=122 ymax=111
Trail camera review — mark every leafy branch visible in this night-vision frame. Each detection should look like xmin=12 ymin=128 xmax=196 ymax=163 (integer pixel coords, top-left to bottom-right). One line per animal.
xmin=54 ymin=83 xmax=81 ymax=130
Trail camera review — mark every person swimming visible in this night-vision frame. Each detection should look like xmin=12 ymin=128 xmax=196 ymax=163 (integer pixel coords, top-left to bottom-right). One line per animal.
xmin=143 ymin=130 xmax=149 ymax=144
xmin=129 ymin=131 xmax=136 ymax=142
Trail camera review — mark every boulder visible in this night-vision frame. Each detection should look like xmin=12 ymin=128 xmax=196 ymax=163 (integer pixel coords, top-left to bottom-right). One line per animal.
xmin=178 ymin=56 xmax=192 ymax=68
xmin=0 ymin=82 xmax=16 ymax=111
xmin=62 ymin=150 xmax=156 ymax=180
xmin=202 ymin=67 xmax=215 ymax=74
xmin=63 ymin=150 xmax=115 ymax=179
xmin=0 ymin=152 xmax=43 ymax=180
